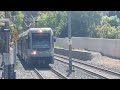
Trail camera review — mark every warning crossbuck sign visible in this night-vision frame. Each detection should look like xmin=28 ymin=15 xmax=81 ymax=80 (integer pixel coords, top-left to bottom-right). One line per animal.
xmin=13 ymin=31 xmax=18 ymax=42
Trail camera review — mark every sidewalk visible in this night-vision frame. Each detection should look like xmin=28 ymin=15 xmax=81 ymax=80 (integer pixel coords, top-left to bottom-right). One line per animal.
xmin=0 ymin=47 xmax=13 ymax=67
xmin=0 ymin=54 xmax=2 ymax=67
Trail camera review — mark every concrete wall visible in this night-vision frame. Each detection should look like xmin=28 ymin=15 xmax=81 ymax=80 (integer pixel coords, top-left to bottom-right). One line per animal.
xmin=54 ymin=48 xmax=92 ymax=61
xmin=55 ymin=37 xmax=120 ymax=59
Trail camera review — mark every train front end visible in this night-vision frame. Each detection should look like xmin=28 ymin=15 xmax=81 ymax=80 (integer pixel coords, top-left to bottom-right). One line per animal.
xmin=28 ymin=28 xmax=54 ymax=65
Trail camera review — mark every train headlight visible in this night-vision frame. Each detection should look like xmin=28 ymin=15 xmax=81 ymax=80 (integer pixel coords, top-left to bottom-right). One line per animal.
xmin=31 ymin=51 xmax=37 ymax=55
xmin=38 ymin=29 xmax=42 ymax=33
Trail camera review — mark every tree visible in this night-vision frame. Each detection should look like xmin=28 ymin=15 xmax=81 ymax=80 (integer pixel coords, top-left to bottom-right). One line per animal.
xmin=116 ymin=11 xmax=120 ymax=18
xmin=101 ymin=16 xmax=120 ymax=27
xmin=37 ymin=11 xmax=102 ymax=38
xmin=37 ymin=11 xmax=67 ymax=36
xmin=108 ymin=11 xmax=120 ymax=19
xmin=71 ymin=11 xmax=102 ymax=37
xmin=108 ymin=11 xmax=116 ymax=16
xmin=94 ymin=16 xmax=120 ymax=39
xmin=95 ymin=23 xmax=118 ymax=39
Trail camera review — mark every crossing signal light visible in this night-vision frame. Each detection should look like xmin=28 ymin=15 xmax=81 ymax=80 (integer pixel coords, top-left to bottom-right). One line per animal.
xmin=13 ymin=31 xmax=18 ymax=42
xmin=1 ymin=30 xmax=5 ymax=39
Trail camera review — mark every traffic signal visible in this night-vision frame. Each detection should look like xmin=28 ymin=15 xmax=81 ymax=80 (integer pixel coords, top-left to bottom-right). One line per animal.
xmin=1 ymin=27 xmax=6 ymax=40
xmin=1 ymin=32 xmax=5 ymax=39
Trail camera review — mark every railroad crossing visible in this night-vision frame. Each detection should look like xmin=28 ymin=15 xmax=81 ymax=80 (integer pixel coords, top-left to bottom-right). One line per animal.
xmin=1 ymin=11 xmax=120 ymax=79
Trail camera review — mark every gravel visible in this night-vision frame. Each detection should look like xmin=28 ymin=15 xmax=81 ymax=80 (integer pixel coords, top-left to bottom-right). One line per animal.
xmin=4 ymin=48 xmax=120 ymax=79
xmin=55 ymin=49 xmax=120 ymax=76
xmin=15 ymin=70 xmax=35 ymax=79
xmin=37 ymin=70 xmax=61 ymax=79
xmin=2 ymin=50 xmax=120 ymax=79
xmin=15 ymin=59 xmax=35 ymax=79
xmin=82 ymin=55 xmax=120 ymax=74
xmin=50 ymin=60 xmax=100 ymax=79
xmin=82 ymin=51 xmax=120 ymax=74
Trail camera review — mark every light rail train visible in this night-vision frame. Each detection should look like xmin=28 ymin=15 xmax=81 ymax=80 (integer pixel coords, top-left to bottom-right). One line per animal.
xmin=17 ymin=28 xmax=56 ymax=66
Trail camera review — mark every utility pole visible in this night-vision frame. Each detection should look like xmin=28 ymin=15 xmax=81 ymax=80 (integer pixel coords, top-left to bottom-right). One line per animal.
xmin=5 ymin=11 xmax=9 ymax=53
xmin=12 ymin=11 xmax=17 ymax=79
xmin=66 ymin=11 xmax=74 ymax=75
xmin=2 ymin=11 xmax=16 ymax=79
xmin=3 ymin=11 xmax=11 ymax=79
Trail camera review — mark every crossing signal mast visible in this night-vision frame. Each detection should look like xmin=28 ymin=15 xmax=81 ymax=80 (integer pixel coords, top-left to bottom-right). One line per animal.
xmin=11 ymin=11 xmax=17 ymax=79
xmin=1 ymin=11 xmax=16 ymax=79
xmin=0 ymin=11 xmax=11 ymax=79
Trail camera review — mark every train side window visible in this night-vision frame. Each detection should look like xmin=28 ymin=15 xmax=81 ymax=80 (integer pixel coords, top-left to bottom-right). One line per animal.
xmin=27 ymin=36 xmax=30 ymax=49
xmin=26 ymin=36 xmax=30 ymax=49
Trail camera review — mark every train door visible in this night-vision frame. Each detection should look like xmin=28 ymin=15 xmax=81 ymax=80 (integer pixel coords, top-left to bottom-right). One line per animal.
xmin=52 ymin=35 xmax=54 ymax=49
xmin=25 ymin=35 xmax=29 ymax=58
xmin=17 ymin=39 xmax=20 ymax=55
xmin=20 ymin=38 xmax=23 ymax=58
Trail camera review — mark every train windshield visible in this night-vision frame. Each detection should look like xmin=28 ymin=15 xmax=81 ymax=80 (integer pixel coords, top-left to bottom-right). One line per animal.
xmin=32 ymin=33 xmax=51 ymax=48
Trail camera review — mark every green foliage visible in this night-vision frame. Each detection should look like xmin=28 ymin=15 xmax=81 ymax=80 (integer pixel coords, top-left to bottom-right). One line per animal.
xmin=71 ymin=11 xmax=102 ymax=37
xmin=0 ymin=11 xmax=5 ymax=18
xmin=37 ymin=11 xmax=67 ymax=36
xmin=37 ymin=11 xmax=102 ymax=37
xmin=95 ymin=23 xmax=118 ymax=39
xmin=1 ymin=11 xmax=120 ymax=40
xmin=108 ymin=11 xmax=120 ymax=18
xmin=94 ymin=16 xmax=120 ymax=39
xmin=14 ymin=11 xmax=24 ymax=28
xmin=9 ymin=11 xmax=24 ymax=38
xmin=101 ymin=16 xmax=120 ymax=27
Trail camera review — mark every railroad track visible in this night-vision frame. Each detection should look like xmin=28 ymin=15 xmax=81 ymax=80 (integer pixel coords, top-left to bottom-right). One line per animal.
xmin=54 ymin=54 xmax=120 ymax=79
xmin=50 ymin=68 xmax=68 ymax=79
xmin=33 ymin=67 xmax=68 ymax=79
xmin=34 ymin=68 xmax=45 ymax=79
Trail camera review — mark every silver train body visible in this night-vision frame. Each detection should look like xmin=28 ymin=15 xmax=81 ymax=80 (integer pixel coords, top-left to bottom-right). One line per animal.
xmin=17 ymin=28 xmax=55 ymax=65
